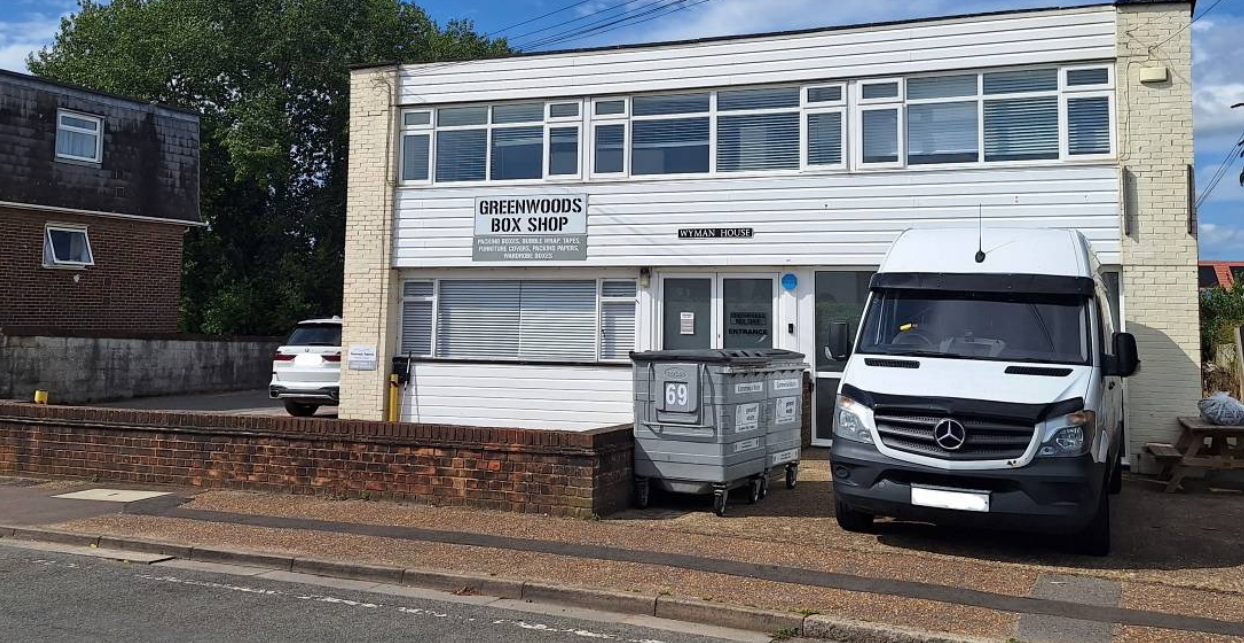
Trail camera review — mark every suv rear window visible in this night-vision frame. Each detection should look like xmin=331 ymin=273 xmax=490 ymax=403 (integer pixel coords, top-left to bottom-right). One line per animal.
xmin=286 ymin=324 xmax=341 ymax=346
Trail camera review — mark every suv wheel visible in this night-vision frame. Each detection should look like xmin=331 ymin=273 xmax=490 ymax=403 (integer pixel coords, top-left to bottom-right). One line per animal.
xmin=1073 ymin=489 xmax=1111 ymax=557
xmin=284 ymin=400 xmax=319 ymax=417
xmin=835 ymin=498 xmax=875 ymax=533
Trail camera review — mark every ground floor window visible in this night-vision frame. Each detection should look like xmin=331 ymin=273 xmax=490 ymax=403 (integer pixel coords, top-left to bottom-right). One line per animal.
xmin=813 ymin=270 xmax=875 ymax=445
xmin=400 ymin=278 xmax=637 ymax=363
xmin=43 ymin=224 xmax=94 ymax=267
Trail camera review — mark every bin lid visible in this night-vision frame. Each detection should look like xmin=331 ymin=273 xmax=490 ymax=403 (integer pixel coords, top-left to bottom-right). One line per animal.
xmin=629 ymin=348 xmax=805 ymax=364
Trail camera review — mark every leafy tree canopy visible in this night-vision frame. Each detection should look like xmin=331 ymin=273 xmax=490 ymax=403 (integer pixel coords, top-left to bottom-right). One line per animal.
xmin=29 ymin=0 xmax=509 ymax=335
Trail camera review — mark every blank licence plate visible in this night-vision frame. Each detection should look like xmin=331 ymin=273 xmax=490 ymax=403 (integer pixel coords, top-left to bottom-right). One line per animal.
xmin=910 ymin=485 xmax=990 ymax=513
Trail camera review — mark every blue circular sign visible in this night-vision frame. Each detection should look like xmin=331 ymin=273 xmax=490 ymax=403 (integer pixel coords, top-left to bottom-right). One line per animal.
xmin=781 ymin=273 xmax=798 ymax=291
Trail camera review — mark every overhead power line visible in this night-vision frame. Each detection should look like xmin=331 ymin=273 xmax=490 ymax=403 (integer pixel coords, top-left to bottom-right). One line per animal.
xmin=1151 ymin=0 xmax=1234 ymax=51
xmin=1195 ymin=126 xmax=1244 ymax=209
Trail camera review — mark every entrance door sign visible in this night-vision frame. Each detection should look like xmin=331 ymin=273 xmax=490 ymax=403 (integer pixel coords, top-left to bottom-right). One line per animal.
xmin=473 ymin=195 xmax=587 ymax=261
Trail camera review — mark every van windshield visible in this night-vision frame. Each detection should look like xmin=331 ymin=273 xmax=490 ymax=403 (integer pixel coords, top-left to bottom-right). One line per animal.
xmin=857 ymin=289 xmax=1090 ymax=365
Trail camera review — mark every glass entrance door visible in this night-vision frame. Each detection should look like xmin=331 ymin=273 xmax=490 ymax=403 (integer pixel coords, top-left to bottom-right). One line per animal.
xmin=659 ymin=274 xmax=776 ymax=349
xmin=813 ymin=270 xmax=874 ymax=446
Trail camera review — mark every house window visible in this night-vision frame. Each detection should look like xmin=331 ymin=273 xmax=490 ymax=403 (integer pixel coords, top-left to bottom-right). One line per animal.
xmin=905 ymin=74 xmax=979 ymax=165
xmin=1062 ymin=66 xmax=1114 ymax=158
xmin=401 ymin=278 xmax=638 ymax=363
xmin=43 ymin=224 xmax=94 ymax=267
xmin=631 ymin=93 xmax=711 ymax=175
xmin=716 ymin=87 xmax=800 ymax=172
xmin=400 ymin=110 xmax=432 ymax=182
xmin=857 ymin=79 xmax=902 ymax=166
xmin=805 ymin=83 xmax=846 ymax=169
xmin=983 ymin=69 xmax=1060 ymax=162
xmin=56 ymin=110 xmax=103 ymax=163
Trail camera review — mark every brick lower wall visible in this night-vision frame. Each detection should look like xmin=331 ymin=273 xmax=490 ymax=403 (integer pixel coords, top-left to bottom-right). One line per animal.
xmin=0 ymin=207 xmax=187 ymax=334
xmin=0 ymin=403 xmax=634 ymax=518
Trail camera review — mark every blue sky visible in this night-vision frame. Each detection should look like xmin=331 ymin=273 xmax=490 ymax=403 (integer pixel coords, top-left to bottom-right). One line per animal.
xmin=3 ymin=0 xmax=1241 ymax=258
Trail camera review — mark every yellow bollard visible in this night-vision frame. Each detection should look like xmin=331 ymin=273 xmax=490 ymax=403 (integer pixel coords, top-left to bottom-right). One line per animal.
xmin=387 ymin=374 xmax=400 ymax=422
xmin=33 ymin=390 xmax=48 ymax=405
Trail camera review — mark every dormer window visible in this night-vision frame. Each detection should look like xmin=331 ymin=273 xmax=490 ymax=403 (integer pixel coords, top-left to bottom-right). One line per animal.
xmin=56 ymin=110 xmax=103 ymax=164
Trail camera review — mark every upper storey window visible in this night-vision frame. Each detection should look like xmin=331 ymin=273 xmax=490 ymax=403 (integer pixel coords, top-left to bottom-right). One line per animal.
xmin=400 ymin=63 xmax=1115 ymax=185
xmin=56 ymin=110 xmax=103 ymax=164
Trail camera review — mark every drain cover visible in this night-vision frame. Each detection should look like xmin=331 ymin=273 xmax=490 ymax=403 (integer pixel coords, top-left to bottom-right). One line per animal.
xmin=53 ymin=489 xmax=171 ymax=503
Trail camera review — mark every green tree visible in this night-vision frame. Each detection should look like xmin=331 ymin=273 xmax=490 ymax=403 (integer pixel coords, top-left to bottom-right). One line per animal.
xmin=29 ymin=0 xmax=509 ymax=335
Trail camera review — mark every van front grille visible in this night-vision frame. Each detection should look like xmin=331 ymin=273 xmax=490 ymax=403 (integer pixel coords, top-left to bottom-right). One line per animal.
xmin=874 ymin=412 xmax=1035 ymax=461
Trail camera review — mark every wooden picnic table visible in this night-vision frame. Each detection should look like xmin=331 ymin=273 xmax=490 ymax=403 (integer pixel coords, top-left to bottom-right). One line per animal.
xmin=1155 ymin=417 xmax=1244 ymax=492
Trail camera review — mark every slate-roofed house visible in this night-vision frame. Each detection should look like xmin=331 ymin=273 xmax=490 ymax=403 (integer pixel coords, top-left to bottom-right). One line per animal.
xmin=0 ymin=69 xmax=200 ymax=334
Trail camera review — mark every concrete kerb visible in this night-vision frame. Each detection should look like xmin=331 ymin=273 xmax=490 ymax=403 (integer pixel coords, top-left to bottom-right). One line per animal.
xmin=0 ymin=526 xmax=991 ymax=643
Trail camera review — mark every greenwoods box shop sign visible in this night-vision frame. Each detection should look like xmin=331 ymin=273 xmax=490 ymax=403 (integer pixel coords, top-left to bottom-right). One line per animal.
xmin=473 ymin=195 xmax=587 ymax=261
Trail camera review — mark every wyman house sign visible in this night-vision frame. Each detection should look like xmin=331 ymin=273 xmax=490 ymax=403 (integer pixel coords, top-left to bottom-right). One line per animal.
xmin=473 ymin=195 xmax=587 ymax=261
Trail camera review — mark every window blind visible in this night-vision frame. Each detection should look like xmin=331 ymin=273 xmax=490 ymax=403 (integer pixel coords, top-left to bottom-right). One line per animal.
xmin=1066 ymin=68 xmax=1109 ymax=87
xmin=404 ymin=281 xmax=434 ymax=298
xmin=436 ymin=129 xmax=487 ymax=181
xmin=717 ymin=112 xmax=800 ymax=171
xmin=861 ymin=82 xmax=899 ymax=100
xmin=983 ymin=69 xmax=1057 ymax=94
xmin=1067 ymin=96 xmax=1110 ymax=155
xmin=632 ymin=118 xmax=710 ymax=175
xmin=906 ymin=75 xmax=977 ymax=100
xmin=492 ymin=103 xmax=544 ymax=124
xmin=549 ymin=102 xmax=580 ymax=118
xmin=633 ymin=93 xmax=710 ymax=116
xmin=601 ymin=302 xmax=636 ymax=360
xmin=717 ymin=87 xmax=799 ymax=111
xmin=436 ymin=281 xmax=521 ymax=359
xmin=907 ymin=101 xmax=978 ymax=164
xmin=401 ymin=301 xmax=433 ymax=355
xmin=594 ymin=124 xmax=625 ymax=173
xmin=983 ymin=97 xmax=1058 ymax=161
xmin=807 ymin=112 xmax=843 ymax=165
xmin=490 ymin=126 xmax=543 ymax=180
xmin=438 ymin=106 xmax=488 ymax=126
xmin=517 ymin=281 xmax=597 ymax=361
xmin=806 ymin=86 xmax=842 ymax=104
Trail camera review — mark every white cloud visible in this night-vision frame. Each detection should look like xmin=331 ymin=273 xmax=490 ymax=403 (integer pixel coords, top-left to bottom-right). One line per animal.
xmin=0 ymin=13 xmax=65 ymax=72
xmin=1200 ymin=223 xmax=1244 ymax=255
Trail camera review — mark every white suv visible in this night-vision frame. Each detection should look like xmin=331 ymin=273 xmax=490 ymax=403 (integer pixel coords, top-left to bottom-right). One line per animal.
xmin=269 ymin=317 xmax=342 ymax=416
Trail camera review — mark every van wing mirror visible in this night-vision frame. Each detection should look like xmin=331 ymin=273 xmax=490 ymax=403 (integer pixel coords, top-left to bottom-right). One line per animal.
xmin=826 ymin=320 xmax=853 ymax=362
xmin=1110 ymin=332 xmax=1140 ymax=377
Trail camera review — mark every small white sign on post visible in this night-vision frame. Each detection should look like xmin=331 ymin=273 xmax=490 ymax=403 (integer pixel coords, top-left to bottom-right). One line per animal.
xmin=347 ymin=345 xmax=378 ymax=371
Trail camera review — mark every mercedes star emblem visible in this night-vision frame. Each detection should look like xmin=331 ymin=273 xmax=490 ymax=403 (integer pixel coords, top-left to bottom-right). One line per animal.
xmin=933 ymin=418 xmax=967 ymax=451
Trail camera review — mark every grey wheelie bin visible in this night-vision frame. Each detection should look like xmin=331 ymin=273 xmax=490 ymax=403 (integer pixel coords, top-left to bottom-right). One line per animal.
xmin=630 ymin=348 xmax=806 ymax=516
xmin=764 ymin=352 xmax=806 ymax=491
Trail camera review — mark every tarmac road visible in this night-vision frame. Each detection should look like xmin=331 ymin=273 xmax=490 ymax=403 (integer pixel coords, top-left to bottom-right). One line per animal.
xmin=0 ymin=544 xmax=756 ymax=643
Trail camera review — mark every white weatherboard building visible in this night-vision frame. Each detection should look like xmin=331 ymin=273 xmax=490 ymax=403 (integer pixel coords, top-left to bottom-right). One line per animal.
xmin=341 ymin=0 xmax=1199 ymax=462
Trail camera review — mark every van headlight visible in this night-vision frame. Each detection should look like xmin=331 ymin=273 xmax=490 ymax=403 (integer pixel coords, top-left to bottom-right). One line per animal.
xmin=1037 ymin=410 xmax=1096 ymax=458
xmin=834 ymin=395 xmax=875 ymax=444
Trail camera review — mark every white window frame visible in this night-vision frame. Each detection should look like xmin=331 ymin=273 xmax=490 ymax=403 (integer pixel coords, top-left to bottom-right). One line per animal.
xmin=1060 ymin=65 xmax=1115 ymax=161
xmin=399 ymin=280 xmax=436 ymax=356
xmin=56 ymin=109 xmax=103 ymax=164
xmin=398 ymin=109 xmax=433 ymax=185
xmin=857 ymin=78 xmax=904 ymax=105
xmin=545 ymin=124 xmax=583 ymax=181
xmin=802 ymin=83 xmax=847 ymax=171
xmin=590 ymin=97 xmax=630 ymax=179
xmin=43 ymin=223 xmax=94 ymax=268
xmin=628 ymin=90 xmax=714 ymax=179
xmin=598 ymin=279 xmax=639 ymax=362
xmin=399 ymin=277 xmax=638 ymax=364
xmin=903 ymin=72 xmax=983 ymax=166
xmin=714 ymin=85 xmax=804 ymax=175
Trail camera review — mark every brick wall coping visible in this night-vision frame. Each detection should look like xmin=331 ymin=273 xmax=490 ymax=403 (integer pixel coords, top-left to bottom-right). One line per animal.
xmin=0 ymin=327 xmax=283 ymax=343
xmin=0 ymin=403 xmax=633 ymax=455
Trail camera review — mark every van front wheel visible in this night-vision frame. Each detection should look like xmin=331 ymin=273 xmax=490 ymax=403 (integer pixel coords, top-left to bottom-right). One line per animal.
xmin=835 ymin=498 xmax=874 ymax=533
xmin=1073 ymin=490 xmax=1111 ymax=557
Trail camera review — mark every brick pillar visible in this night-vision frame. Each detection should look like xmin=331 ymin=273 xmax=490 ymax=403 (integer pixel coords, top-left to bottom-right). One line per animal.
xmin=339 ymin=67 xmax=401 ymax=420
xmin=1115 ymin=2 xmax=1200 ymax=458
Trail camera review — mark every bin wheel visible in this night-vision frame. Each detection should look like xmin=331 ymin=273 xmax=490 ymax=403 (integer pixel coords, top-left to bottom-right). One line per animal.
xmin=785 ymin=464 xmax=799 ymax=489
xmin=747 ymin=478 xmax=762 ymax=505
xmin=634 ymin=479 xmax=650 ymax=509
xmin=712 ymin=490 xmax=728 ymax=516
xmin=759 ymin=475 xmax=769 ymax=500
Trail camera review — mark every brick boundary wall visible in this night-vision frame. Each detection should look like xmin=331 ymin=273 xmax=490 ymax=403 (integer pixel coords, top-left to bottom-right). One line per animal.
xmin=0 ymin=403 xmax=634 ymax=518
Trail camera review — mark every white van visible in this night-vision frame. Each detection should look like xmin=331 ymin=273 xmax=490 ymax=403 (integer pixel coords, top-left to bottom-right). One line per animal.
xmin=827 ymin=228 xmax=1138 ymax=556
